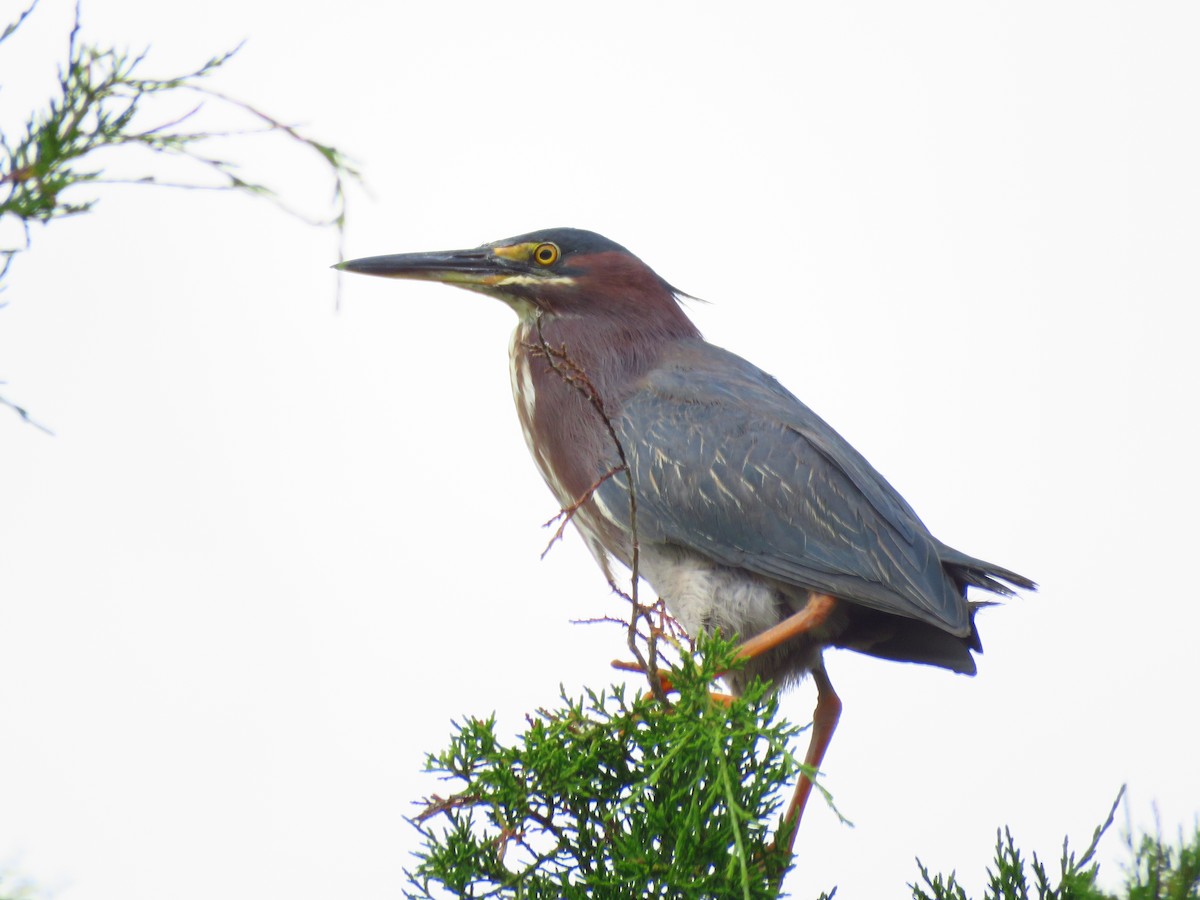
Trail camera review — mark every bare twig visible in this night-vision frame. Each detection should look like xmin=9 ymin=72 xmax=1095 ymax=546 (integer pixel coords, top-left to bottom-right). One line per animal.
xmin=412 ymin=792 xmax=483 ymax=825
xmin=568 ymin=614 xmax=631 ymax=628
xmin=0 ymin=0 xmax=38 ymax=45
xmin=528 ymin=314 xmax=671 ymax=705
xmin=540 ymin=463 xmax=625 ymax=559
xmin=0 ymin=392 xmax=54 ymax=434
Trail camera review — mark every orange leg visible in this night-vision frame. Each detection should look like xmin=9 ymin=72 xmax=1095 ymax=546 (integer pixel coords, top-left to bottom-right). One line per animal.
xmin=615 ymin=592 xmax=843 ymax=853
xmin=730 ymin=593 xmax=841 ymax=855
xmin=732 ymin=593 xmax=837 ymax=662
xmin=612 ymin=593 xmax=838 ymax=684
xmin=610 ymin=660 xmax=736 ymax=705
xmin=779 ymin=661 xmax=841 ymax=853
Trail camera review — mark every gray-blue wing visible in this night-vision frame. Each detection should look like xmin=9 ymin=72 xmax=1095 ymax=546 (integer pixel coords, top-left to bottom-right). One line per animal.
xmin=595 ymin=341 xmax=975 ymax=634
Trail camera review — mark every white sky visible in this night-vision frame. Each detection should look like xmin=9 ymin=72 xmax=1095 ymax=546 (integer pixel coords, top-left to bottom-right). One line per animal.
xmin=2 ymin=2 xmax=1198 ymax=898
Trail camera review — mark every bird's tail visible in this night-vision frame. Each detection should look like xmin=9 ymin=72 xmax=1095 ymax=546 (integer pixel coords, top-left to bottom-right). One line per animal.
xmin=936 ymin=542 xmax=1037 ymax=597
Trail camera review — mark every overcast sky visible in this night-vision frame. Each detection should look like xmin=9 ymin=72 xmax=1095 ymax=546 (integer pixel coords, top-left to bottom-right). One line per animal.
xmin=2 ymin=3 xmax=1198 ymax=899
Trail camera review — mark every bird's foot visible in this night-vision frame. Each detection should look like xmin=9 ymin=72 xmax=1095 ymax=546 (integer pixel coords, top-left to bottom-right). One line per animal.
xmin=610 ymin=658 xmax=735 ymax=705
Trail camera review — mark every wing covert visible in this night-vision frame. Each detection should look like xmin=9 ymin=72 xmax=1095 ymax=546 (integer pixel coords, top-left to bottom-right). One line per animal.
xmin=595 ymin=341 xmax=971 ymax=634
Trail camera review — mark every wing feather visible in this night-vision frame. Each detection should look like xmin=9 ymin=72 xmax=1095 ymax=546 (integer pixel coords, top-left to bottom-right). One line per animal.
xmin=596 ymin=341 xmax=973 ymax=634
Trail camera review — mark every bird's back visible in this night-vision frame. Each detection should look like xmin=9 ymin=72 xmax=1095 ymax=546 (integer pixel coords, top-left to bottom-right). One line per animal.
xmin=590 ymin=339 xmax=1033 ymax=678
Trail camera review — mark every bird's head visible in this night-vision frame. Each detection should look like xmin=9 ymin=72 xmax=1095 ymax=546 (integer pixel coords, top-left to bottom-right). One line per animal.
xmin=337 ymin=227 xmax=697 ymax=334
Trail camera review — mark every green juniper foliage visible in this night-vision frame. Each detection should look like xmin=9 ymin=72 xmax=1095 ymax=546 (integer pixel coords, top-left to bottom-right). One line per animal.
xmin=1121 ymin=821 xmax=1200 ymax=900
xmin=408 ymin=636 xmax=1200 ymax=900
xmin=912 ymin=795 xmax=1118 ymax=900
xmin=0 ymin=1 xmax=357 ymax=284
xmin=912 ymin=788 xmax=1200 ymax=900
xmin=405 ymin=634 xmax=815 ymax=900
xmin=0 ymin=1 xmax=357 ymax=429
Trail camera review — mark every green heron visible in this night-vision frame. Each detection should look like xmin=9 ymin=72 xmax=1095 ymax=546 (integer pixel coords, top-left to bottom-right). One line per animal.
xmin=338 ymin=227 xmax=1034 ymax=852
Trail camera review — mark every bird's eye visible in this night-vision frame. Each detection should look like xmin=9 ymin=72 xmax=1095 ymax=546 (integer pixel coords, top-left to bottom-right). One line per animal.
xmin=533 ymin=242 xmax=560 ymax=266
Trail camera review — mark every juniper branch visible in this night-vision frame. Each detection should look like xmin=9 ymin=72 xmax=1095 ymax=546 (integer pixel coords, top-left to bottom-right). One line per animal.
xmin=0 ymin=0 xmax=361 ymax=427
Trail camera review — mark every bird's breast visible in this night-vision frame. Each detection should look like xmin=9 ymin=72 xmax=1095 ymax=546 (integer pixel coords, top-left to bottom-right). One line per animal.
xmin=509 ymin=325 xmax=565 ymax=499
xmin=507 ymin=324 xmax=631 ymax=564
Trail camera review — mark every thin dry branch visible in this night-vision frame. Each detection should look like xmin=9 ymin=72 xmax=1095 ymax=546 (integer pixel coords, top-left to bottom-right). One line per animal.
xmin=528 ymin=314 xmax=676 ymax=704
xmin=540 ymin=463 xmax=626 ymax=559
xmin=0 ymin=392 xmax=54 ymax=434
xmin=412 ymin=792 xmax=483 ymax=825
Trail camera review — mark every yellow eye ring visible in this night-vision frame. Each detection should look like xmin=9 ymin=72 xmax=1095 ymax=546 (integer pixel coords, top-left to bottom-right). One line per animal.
xmin=532 ymin=242 xmax=560 ymax=266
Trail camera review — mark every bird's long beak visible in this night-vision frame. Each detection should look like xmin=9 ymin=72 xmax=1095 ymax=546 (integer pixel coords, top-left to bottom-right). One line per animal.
xmin=334 ymin=247 xmax=511 ymax=287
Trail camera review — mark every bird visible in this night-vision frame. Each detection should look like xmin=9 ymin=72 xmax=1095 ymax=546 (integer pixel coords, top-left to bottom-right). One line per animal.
xmin=337 ymin=227 xmax=1034 ymax=852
